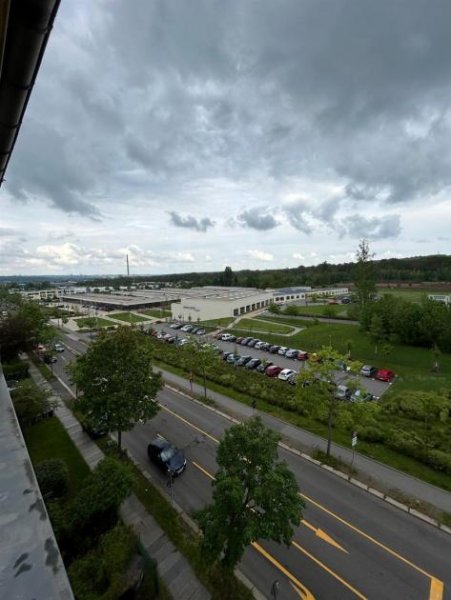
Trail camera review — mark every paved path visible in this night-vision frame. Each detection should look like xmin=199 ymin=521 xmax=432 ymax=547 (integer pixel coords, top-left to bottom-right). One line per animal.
xmin=28 ymin=362 xmax=211 ymax=600
xmin=162 ymin=368 xmax=451 ymax=514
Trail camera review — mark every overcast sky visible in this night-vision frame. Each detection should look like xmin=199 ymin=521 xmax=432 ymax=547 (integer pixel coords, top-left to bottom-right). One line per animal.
xmin=2 ymin=0 xmax=451 ymax=276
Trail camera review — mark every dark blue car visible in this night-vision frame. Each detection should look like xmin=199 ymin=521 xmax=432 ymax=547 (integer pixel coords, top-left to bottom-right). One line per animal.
xmin=147 ymin=437 xmax=187 ymax=476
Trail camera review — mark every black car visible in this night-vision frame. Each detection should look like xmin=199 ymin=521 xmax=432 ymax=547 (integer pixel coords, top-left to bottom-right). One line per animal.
xmin=269 ymin=345 xmax=280 ymax=354
xmin=245 ymin=357 xmax=261 ymax=369
xmin=256 ymin=361 xmax=273 ymax=373
xmin=240 ymin=337 xmax=252 ymax=345
xmin=235 ymin=355 xmax=252 ymax=366
xmin=247 ymin=338 xmax=260 ymax=347
xmin=147 ymin=437 xmax=187 ymax=476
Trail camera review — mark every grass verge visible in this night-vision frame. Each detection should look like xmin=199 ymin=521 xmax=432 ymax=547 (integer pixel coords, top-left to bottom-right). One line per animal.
xmin=22 ymin=416 xmax=91 ymax=498
xmin=111 ymin=312 xmax=152 ymax=323
xmin=233 ymin=317 xmax=295 ymax=334
xmin=74 ymin=316 xmax=116 ymax=328
xmin=98 ymin=440 xmax=253 ymax=600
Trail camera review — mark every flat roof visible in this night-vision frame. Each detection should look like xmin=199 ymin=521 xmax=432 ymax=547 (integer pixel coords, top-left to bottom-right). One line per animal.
xmin=0 ymin=376 xmax=73 ymax=599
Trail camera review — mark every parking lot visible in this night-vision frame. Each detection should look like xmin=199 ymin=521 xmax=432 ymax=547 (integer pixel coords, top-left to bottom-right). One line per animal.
xmin=151 ymin=323 xmax=391 ymax=399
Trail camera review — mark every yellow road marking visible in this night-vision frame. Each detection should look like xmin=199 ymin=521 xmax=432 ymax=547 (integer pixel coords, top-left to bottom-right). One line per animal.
xmin=301 ymin=520 xmax=348 ymax=553
xmin=430 ymin=578 xmax=444 ymax=600
xmin=300 ymin=492 xmax=444 ymax=600
xmin=161 ymin=404 xmax=219 ymax=443
xmin=192 ymin=460 xmax=215 ymax=480
xmin=291 ymin=540 xmax=367 ymax=599
xmin=252 ymin=542 xmax=315 ymax=600
xmin=289 ymin=580 xmax=307 ymax=597
xmin=166 ymin=401 xmax=445 ymax=598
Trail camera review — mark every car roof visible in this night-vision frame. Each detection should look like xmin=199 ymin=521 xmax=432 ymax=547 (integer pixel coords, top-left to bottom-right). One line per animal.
xmin=149 ymin=437 xmax=169 ymax=450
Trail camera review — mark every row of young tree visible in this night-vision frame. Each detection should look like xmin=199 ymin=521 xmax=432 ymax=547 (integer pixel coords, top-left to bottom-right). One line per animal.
xmin=68 ymin=327 xmax=305 ymax=571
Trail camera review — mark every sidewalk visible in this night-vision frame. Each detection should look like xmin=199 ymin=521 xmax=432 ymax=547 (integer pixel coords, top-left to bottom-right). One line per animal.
xmin=162 ymin=368 xmax=451 ymax=514
xmin=28 ymin=362 xmax=211 ymax=600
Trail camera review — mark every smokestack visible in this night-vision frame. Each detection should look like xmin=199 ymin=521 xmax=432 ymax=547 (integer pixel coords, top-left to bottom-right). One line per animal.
xmin=126 ymin=254 xmax=130 ymax=277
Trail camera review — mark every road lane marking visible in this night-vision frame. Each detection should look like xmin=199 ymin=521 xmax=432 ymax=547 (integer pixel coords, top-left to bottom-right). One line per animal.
xmin=289 ymin=580 xmax=307 ymax=597
xmin=301 ymin=520 xmax=348 ymax=553
xmin=430 ymin=578 xmax=444 ymax=600
xmin=53 ymin=372 xmax=76 ymax=398
xmin=251 ymin=542 xmax=315 ymax=600
xmin=192 ymin=460 xmax=363 ymax=599
xmin=160 ymin=404 xmax=219 ymax=443
xmin=300 ymin=492 xmax=444 ymax=599
xmin=291 ymin=540 xmax=366 ymax=599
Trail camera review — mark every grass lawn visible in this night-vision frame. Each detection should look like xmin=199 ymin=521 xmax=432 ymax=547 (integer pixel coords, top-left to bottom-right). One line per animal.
xmin=286 ymin=304 xmax=350 ymax=318
xmin=142 ymin=309 xmax=172 ymax=318
xmin=234 ymin=317 xmax=295 ymax=335
xmin=199 ymin=317 xmax=235 ymax=327
xmin=110 ymin=312 xmax=151 ymax=323
xmin=376 ymin=288 xmax=448 ymax=302
xmin=75 ymin=316 xmax=115 ymax=328
xmin=23 ymin=416 xmax=90 ymax=497
xmin=229 ymin=317 xmax=451 ymax=394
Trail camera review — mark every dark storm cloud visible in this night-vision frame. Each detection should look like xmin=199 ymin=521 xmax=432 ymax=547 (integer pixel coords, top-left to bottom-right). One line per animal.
xmin=168 ymin=211 xmax=215 ymax=232
xmin=5 ymin=0 xmax=451 ymax=223
xmin=237 ymin=207 xmax=279 ymax=231
xmin=344 ymin=215 xmax=401 ymax=240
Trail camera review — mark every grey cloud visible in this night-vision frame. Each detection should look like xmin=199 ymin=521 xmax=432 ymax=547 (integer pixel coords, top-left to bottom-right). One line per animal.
xmin=237 ymin=207 xmax=279 ymax=231
xmin=0 ymin=227 xmax=19 ymax=237
xmin=168 ymin=211 xmax=215 ymax=232
xmin=6 ymin=0 xmax=451 ymax=228
xmin=344 ymin=214 xmax=401 ymax=240
xmin=283 ymin=201 xmax=312 ymax=234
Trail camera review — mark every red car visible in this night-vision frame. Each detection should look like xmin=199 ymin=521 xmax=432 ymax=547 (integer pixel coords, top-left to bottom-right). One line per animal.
xmin=376 ymin=369 xmax=395 ymax=382
xmin=296 ymin=351 xmax=309 ymax=361
xmin=265 ymin=365 xmax=283 ymax=378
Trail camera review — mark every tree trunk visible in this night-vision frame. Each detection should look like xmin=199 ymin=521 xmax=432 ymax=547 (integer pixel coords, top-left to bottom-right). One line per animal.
xmin=203 ymin=369 xmax=207 ymax=400
xmin=118 ymin=429 xmax=122 ymax=450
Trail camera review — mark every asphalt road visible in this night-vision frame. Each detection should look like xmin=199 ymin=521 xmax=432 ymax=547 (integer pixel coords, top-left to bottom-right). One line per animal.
xmin=50 ymin=332 xmax=450 ymax=600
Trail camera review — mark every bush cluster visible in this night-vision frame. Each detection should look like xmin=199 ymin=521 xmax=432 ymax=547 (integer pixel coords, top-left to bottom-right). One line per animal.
xmin=2 ymin=359 xmax=29 ymax=380
xmin=35 ymin=458 xmax=69 ymax=498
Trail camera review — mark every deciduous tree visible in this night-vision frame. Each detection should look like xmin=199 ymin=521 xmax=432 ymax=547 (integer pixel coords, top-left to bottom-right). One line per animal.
xmin=354 ymin=239 xmax=376 ymax=308
xmin=70 ymin=327 xmax=162 ymax=449
xmin=195 ymin=417 xmax=304 ymax=570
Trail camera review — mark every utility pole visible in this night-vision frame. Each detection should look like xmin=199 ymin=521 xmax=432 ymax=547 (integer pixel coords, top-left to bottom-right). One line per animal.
xmin=126 ymin=254 xmax=130 ymax=277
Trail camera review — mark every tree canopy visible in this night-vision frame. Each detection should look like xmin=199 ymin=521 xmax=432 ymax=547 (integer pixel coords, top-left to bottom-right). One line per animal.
xmin=0 ymin=300 xmax=50 ymax=361
xmin=195 ymin=416 xmax=304 ymax=569
xmin=70 ymin=327 xmax=162 ymax=448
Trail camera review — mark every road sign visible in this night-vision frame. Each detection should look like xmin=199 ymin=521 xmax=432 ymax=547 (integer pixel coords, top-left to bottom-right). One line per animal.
xmin=351 ymin=432 xmax=358 ymax=447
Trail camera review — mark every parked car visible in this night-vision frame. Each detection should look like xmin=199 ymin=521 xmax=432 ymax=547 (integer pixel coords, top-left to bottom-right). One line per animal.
xmin=190 ymin=327 xmax=200 ymax=334
xmin=254 ymin=341 xmax=267 ymax=350
xmin=220 ymin=333 xmax=236 ymax=342
xmin=170 ymin=322 xmax=182 ymax=329
xmin=278 ymin=368 xmax=296 ymax=381
xmin=147 ymin=437 xmax=187 ymax=476
xmin=334 ymin=384 xmax=351 ymax=400
xmin=277 ymin=346 xmax=289 ymax=356
xmin=285 ymin=349 xmax=299 ymax=359
xmin=240 ymin=337 xmax=253 ymax=345
xmin=256 ymin=361 xmax=273 ymax=373
xmin=269 ymin=345 xmax=281 ymax=354
xmin=259 ymin=342 xmax=271 ymax=351
xmin=43 ymin=354 xmax=57 ymax=364
xmin=222 ymin=351 xmax=233 ymax=360
xmin=376 ymin=369 xmax=395 ymax=382
xmin=54 ymin=343 xmax=64 ymax=352
xmin=226 ymin=353 xmax=241 ymax=364
xmin=351 ymin=390 xmax=375 ymax=403
xmin=80 ymin=413 xmax=108 ymax=438
xmin=235 ymin=336 xmax=244 ymax=344
xmin=196 ymin=328 xmax=206 ymax=335
xmin=235 ymin=355 xmax=252 ymax=367
xmin=180 ymin=324 xmax=193 ymax=332
xmin=296 ymin=351 xmax=309 ymax=361
xmin=287 ymin=373 xmax=297 ymax=386
xmin=176 ymin=338 xmax=189 ymax=347
xmin=246 ymin=357 xmax=262 ymax=370
xmin=247 ymin=339 xmax=261 ymax=348
xmin=360 ymin=365 xmax=378 ymax=378
xmin=265 ymin=365 xmax=283 ymax=377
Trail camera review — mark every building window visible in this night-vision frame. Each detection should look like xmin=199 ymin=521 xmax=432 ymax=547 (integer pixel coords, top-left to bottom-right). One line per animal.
xmin=233 ymin=308 xmax=239 ymax=316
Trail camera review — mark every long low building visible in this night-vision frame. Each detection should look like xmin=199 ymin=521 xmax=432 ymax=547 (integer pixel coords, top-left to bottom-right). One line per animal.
xmin=171 ymin=288 xmax=273 ymax=322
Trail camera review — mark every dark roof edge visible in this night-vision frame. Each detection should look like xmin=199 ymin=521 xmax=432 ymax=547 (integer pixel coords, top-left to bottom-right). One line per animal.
xmin=0 ymin=0 xmax=60 ymax=186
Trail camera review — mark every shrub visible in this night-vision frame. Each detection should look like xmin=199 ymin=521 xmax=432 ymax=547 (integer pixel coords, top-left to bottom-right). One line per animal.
xmin=12 ymin=380 xmax=57 ymax=425
xmin=358 ymin=426 xmax=386 ymax=443
xmin=426 ymin=450 xmax=451 ymax=475
xmin=2 ymin=359 xmax=29 ymax=380
xmin=35 ymin=458 xmax=69 ymax=498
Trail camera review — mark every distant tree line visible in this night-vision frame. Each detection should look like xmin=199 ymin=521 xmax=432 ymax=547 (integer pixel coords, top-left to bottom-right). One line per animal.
xmin=73 ymin=254 xmax=451 ymax=290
